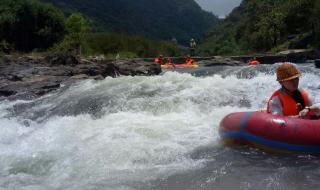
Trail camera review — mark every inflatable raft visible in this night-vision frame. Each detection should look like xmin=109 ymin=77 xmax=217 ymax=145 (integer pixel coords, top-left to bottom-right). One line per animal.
xmin=219 ymin=111 xmax=320 ymax=153
xmin=161 ymin=64 xmax=199 ymax=69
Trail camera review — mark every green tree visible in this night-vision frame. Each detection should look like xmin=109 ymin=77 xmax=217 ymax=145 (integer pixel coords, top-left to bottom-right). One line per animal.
xmin=311 ymin=0 xmax=320 ymax=47
xmin=56 ymin=12 xmax=88 ymax=55
xmin=198 ymin=0 xmax=320 ymax=55
xmin=0 ymin=0 xmax=65 ymax=52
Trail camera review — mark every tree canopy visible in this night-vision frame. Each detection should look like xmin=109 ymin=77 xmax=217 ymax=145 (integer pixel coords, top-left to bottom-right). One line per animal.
xmin=0 ymin=0 xmax=65 ymax=52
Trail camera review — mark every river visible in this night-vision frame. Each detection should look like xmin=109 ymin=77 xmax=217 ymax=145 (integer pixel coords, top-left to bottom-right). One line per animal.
xmin=0 ymin=63 xmax=320 ymax=190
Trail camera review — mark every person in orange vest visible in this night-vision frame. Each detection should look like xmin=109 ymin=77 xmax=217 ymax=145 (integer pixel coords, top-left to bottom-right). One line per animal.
xmin=249 ymin=57 xmax=260 ymax=65
xmin=154 ymin=55 xmax=164 ymax=65
xmin=185 ymin=55 xmax=194 ymax=65
xmin=266 ymin=63 xmax=312 ymax=117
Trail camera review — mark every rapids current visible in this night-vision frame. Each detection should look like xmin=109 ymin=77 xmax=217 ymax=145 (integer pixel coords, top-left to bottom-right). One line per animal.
xmin=0 ymin=63 xmax=320 ymax=190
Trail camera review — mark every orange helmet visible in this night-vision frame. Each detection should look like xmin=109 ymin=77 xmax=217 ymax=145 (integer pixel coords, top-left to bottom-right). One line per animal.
xmin=276 ymin=63 xmax=301 ymax=82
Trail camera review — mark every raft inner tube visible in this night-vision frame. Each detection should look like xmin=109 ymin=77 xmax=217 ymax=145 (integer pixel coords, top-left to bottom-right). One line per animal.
xmin=219 ymin=111 xmax=320 ymax=153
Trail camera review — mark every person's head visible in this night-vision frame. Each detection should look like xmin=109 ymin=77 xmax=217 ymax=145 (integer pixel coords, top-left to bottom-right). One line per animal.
xmin=190 ymin=38 xmax=195 ymax=42
xmin=276 ymin=63 xmax=301 ymax=92
xmin=159 ymin=54 xmax=163 ymax=58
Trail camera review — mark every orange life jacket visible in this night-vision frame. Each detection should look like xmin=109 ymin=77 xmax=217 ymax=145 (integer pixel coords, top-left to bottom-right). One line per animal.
xmin=249 ymin=60 xmax=259 ymax=65
xmin=154 ymin=57 xmax=164 ymax=64
xmin=185 ymin=58 xmax=194 ymax=65
xmin=266 ymin=88 xmax=310 ymax=116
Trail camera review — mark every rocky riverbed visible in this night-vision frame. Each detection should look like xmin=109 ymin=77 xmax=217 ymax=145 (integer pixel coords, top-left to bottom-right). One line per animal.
xmin=0 ymin=49 xmax=317 ymax=100
xmin=0 ymin=53 xmax=161 ymax=100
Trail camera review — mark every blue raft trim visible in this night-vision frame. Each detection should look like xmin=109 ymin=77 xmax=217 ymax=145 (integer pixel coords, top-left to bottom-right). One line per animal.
xmin=239 ymin=112 xmax=254 ymax=131
xmin=221 ymin=131 xmax=320 ymax=152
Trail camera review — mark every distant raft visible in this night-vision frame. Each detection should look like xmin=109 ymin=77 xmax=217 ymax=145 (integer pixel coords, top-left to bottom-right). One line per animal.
xmin=161 ymin=64 xmax=199 ymax=69
xmin=219 ymin=111 xmax=320 ymax=153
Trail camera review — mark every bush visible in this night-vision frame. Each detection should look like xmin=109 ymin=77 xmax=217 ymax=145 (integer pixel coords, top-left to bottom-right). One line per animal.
xmin=82 ymin=32 xmax=181 ymax=58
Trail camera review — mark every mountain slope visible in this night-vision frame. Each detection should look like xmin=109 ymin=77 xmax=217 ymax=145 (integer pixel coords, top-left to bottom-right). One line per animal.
xmin=198 ymin=0 xmax=320 ymax=55
xmin=41 ymin=0 xmax=218 ymax=44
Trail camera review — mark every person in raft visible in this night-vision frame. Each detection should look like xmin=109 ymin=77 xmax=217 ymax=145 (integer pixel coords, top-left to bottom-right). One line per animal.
xmin=249 ymin=57 xmax=260 ymax=65
xmin=266 ymin=63 xmax=312 ymax=117
xmin=185 ymin=55 xmax=194 ymax=65
xmin=154 ymin=55 xmax=164 ymax=65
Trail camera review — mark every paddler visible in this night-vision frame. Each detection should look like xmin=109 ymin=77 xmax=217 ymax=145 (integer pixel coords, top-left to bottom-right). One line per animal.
xmin=154 ymin=55 xmax=164 ymax=65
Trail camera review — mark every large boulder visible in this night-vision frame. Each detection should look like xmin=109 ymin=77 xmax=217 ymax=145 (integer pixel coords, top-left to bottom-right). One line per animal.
xmin=198 ymin=57 xmax=245 ymax=66
xmin=45 ymin=53 xmax=80 ymax=66
xmin=113 ymin=60 xmax=161 ymax=76
xmin=0 ymin=55 xmax=162 ymax=100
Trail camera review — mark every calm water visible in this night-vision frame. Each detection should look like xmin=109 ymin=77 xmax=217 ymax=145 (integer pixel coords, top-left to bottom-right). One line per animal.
xmin=0 ymin=63 xmax=319 ymax=190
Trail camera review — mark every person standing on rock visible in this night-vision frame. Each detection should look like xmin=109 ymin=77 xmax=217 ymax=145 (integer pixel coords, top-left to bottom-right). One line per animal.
xmin=189 ymin=38 xmax=197 ymax=56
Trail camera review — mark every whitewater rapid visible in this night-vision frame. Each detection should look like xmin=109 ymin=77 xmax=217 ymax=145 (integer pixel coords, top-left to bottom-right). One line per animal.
xmin=0 ymin=64 xmax=319 ymax=189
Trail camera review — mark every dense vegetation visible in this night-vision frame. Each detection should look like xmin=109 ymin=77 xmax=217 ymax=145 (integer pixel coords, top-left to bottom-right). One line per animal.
xmin=40 ymin=0 xmax=218 ymax=45
xmin=0 ymin=0 xmax=181 ymax=57
xmin=198 ymin=0 xmax=320 ymax=56
xmin=2 ymin=0 xmax=319 ymax=57
xmin=83 ymin=33 xmax=181 ymax=58
xmin=0 ymin=0 xmax=65 ymax=52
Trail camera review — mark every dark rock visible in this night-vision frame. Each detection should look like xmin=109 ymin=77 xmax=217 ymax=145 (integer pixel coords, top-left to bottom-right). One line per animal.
xmin=232 ymin=49 xmax=315 ymax=64
xmin=113 ymin=60 xmax=161 ymax=76
xmin=198 ymin=57 xmax=246 ymax=66
xmin=0 ymin=55 xmax=162 ymax=99
xmin=45 ymin=53 xmax=79 ymax=66
xmin=0 ymin=90 xmax=16 ymax=97
xmin=0 ymin=76 xmax=65 ymax=99
xmin=315 ymin=59 xmax=320 ymax=68
xmin=7 ymin=75 xmax=22 ymax=81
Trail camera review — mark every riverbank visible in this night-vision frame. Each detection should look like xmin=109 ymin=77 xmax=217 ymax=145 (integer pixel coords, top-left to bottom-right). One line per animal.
xmin=0 ymin=53 xmax=161 ymax=100
xmin=0 ymin=49 xmax=317 ymax=100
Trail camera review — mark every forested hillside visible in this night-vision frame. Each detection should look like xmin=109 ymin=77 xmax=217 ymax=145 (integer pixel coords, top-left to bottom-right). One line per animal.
xmin=198 ymin=0 xmax=320 ymax=56
xmin=41 ymin=0 xmax=218 ymax=44
xmin=0 ymin=0 xmax=182 ymax=57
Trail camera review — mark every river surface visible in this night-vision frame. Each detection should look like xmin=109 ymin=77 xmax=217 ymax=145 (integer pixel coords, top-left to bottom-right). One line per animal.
xmin=1 ymin=63 xmax=320 ymax=190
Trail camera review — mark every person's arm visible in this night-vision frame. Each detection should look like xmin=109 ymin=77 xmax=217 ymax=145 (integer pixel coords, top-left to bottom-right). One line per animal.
xmin=268 ymin=96 xmax=284 ymax=115
xmin=299 ymin=103 xmax=320 ymax=117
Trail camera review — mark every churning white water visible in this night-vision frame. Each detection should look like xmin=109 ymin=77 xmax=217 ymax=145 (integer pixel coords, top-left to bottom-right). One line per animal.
xmin=0 ymin=64 xmax=319 ymax=190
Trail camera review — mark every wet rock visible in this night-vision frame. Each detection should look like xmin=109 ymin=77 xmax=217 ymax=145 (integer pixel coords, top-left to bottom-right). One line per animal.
xmin=0 ymin=76 xmax=65 ymax=98
xmin=315 ymin=59 xmax=320 ymax=68
xmin=113 ymin=60 xmax=161 ymax=75
xmin=45 ymin=53 xmax=79 ymax=66
xmin=0 ymin=55 xmax=162 ymax=99
xmin=232 ymin=49 xmax=316 ymax=64
xmin=198 ymin=57 xmax=246 ymax=66
xmin=0 ymin=90 xmax=16 ymax=97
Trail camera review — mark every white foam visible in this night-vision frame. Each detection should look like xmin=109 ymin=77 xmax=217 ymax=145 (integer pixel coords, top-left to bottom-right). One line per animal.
xmin=0 ymin=66 xmax=319 ymax=189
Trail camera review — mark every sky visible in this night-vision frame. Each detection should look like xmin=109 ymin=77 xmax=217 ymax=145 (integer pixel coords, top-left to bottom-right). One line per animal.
xmin=195 ymin=0 xmax=242 ymax=18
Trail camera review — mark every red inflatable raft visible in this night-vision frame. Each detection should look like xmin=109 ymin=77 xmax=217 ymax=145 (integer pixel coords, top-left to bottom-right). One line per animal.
xmin=219 ymin=111 xmax=320 ymax=153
